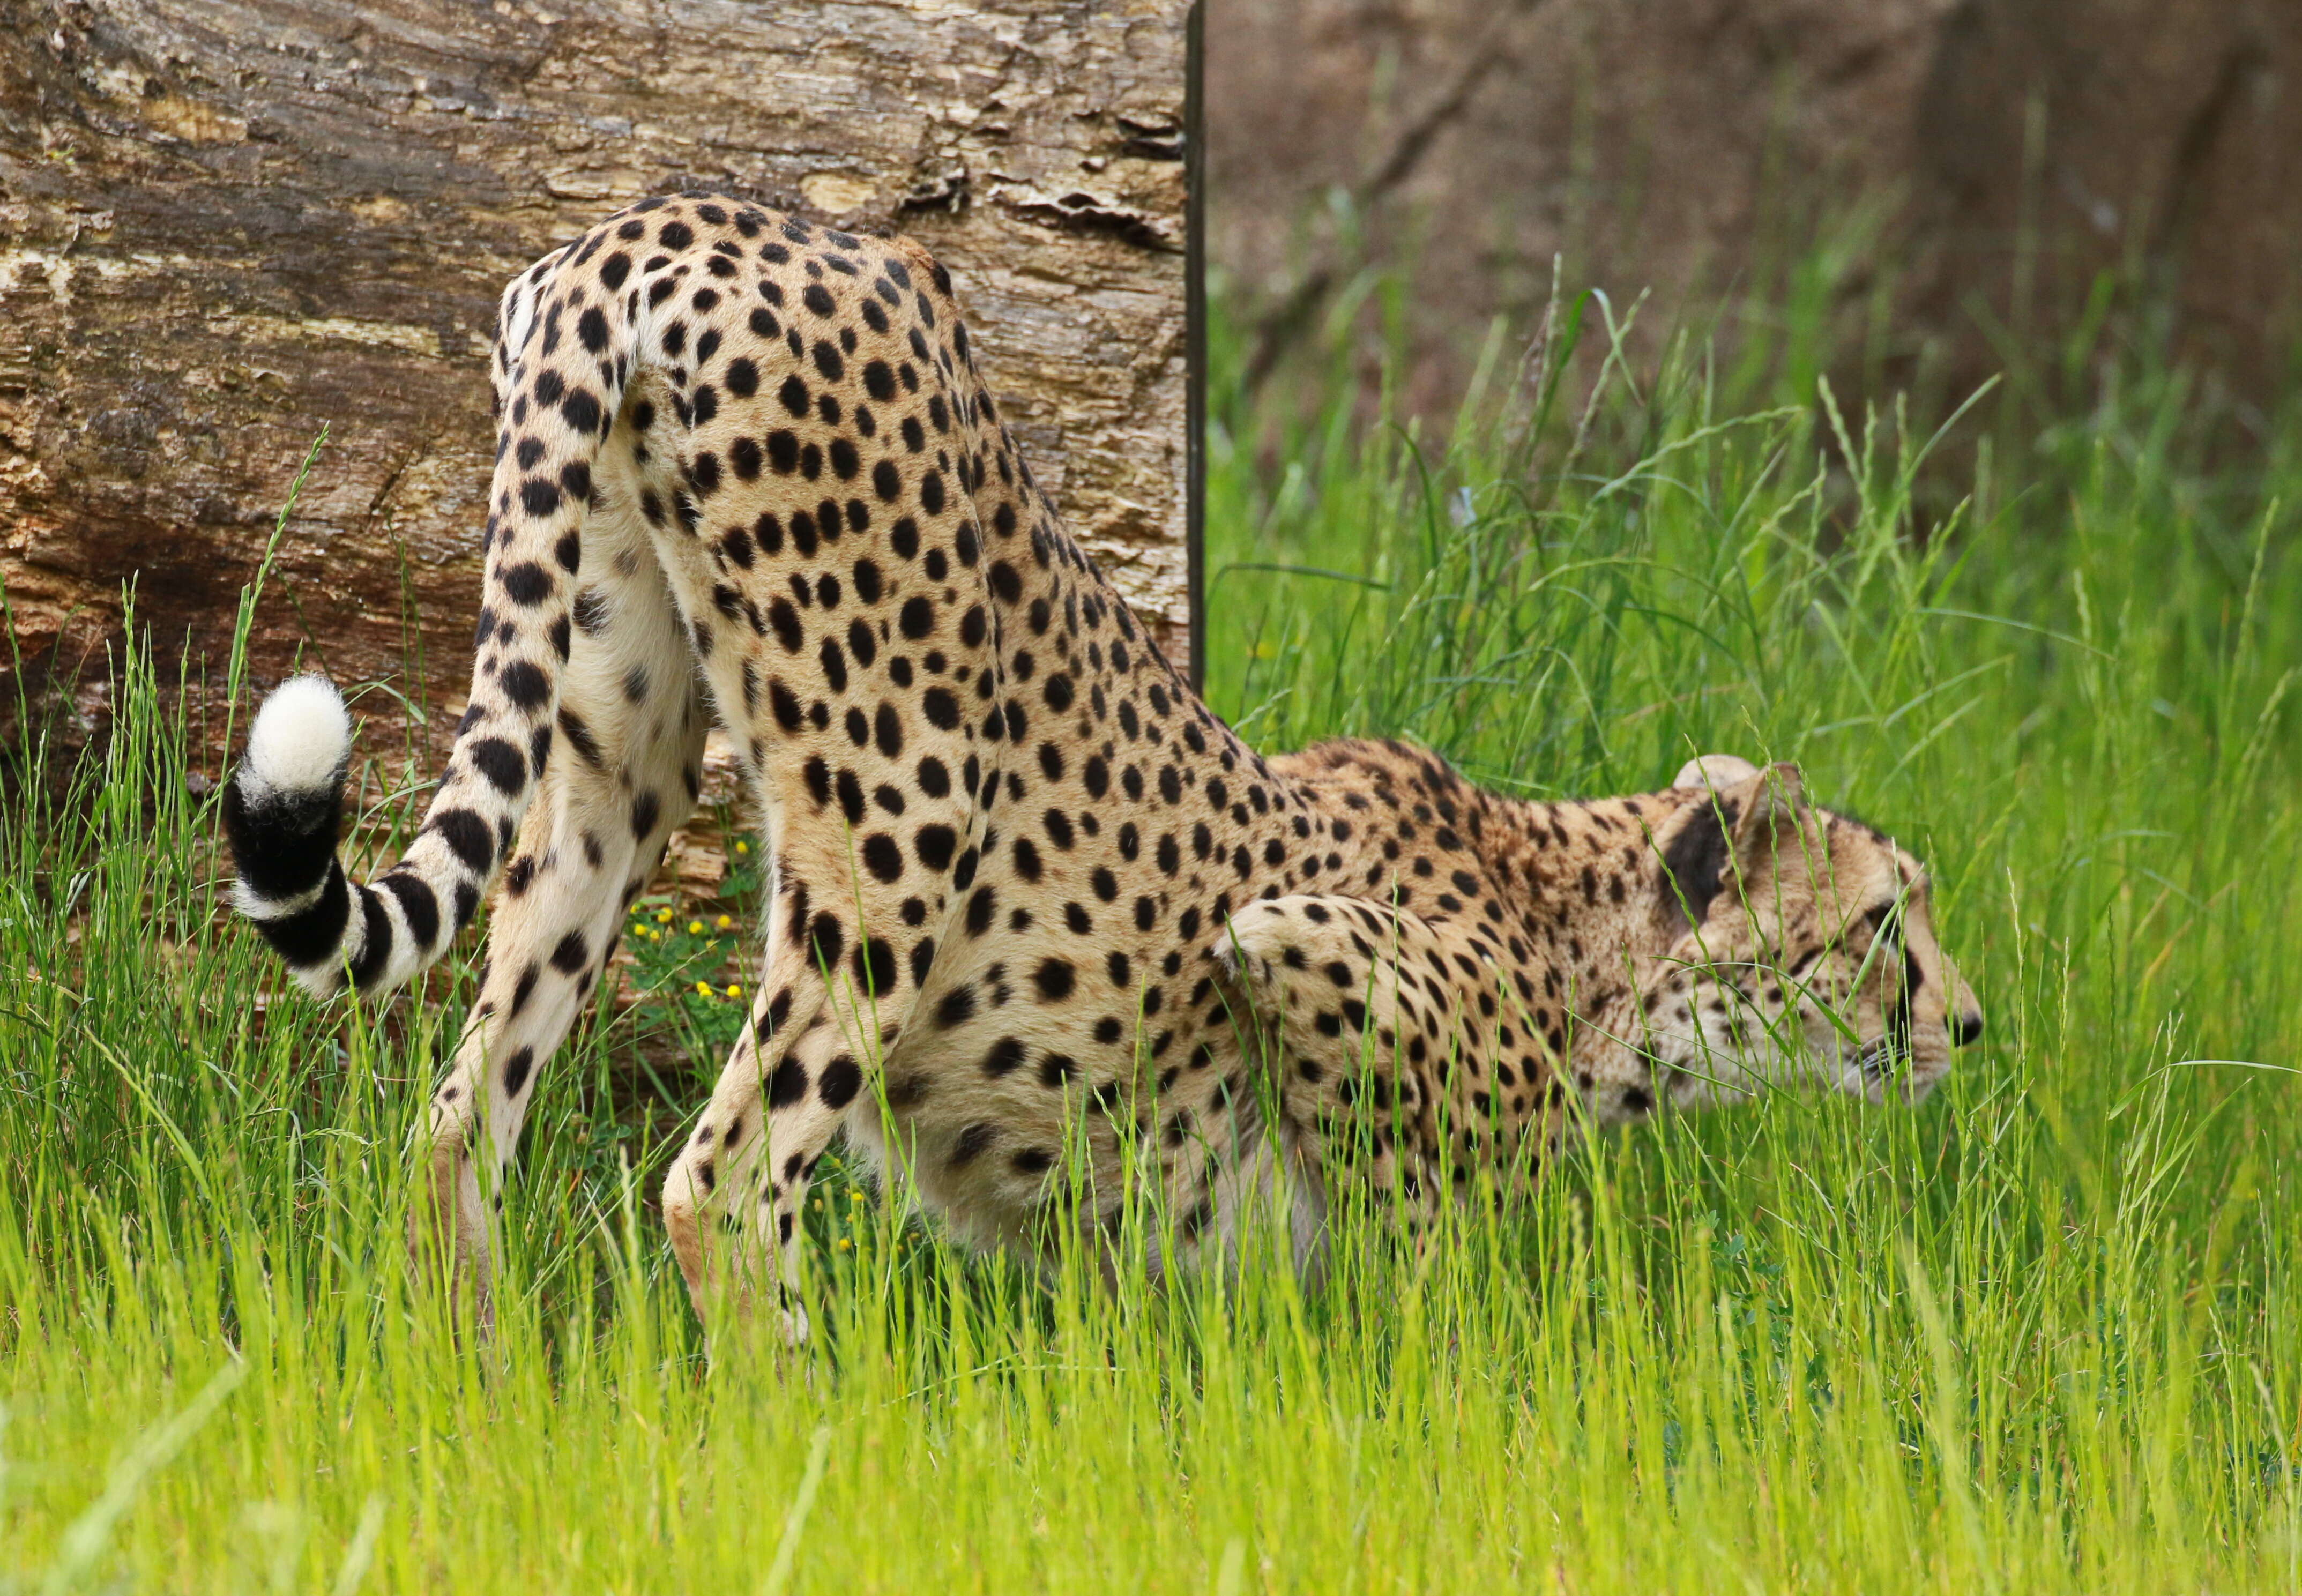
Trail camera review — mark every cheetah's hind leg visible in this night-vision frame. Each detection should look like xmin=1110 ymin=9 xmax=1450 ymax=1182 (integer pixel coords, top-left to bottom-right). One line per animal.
xmin=409 ymin=441 xmax=707 ymax=1326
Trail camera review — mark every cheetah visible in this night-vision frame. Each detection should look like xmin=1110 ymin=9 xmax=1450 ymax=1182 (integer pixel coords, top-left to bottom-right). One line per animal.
xmin=223 ymin=192 xmax=1983 ymax=1336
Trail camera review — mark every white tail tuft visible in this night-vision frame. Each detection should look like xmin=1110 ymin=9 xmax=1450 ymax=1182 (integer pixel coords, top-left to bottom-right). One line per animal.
xmin=241 ymin=674 xmax=353 ymax=801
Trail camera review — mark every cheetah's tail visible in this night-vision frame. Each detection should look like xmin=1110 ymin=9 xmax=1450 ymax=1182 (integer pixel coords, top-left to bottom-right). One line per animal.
xmin=226 ymin=239 xmax=616 ymax=999
xmin=224 ymin=648 xmax=547 ymax=1001
xmin=224 ymin=675 xmax=362 ymax=994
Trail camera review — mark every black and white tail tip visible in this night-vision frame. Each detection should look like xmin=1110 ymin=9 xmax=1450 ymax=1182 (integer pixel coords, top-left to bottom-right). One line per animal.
xmin=224 ymin=675 xmax=355 ymax=995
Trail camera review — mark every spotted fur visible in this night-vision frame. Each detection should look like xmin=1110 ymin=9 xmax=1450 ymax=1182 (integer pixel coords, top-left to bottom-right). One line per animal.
xmin=225 ymin=194 xmax=1981 ymax=1337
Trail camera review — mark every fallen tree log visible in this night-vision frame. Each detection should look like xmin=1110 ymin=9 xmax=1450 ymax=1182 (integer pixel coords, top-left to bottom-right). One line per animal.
xmin=0 ymin=0 xmax=1196 ymax=870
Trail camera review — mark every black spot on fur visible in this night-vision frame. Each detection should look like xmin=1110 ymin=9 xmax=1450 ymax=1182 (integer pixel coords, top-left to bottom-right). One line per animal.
xmin=550 ymin=930 xmax=588 ymax=973
xmin=861 ymin=833 xmax=904 ymax=883
xmin=429 ymin=809 xmax=495 ymax=874
xmin=950 ymin=1122 xmax=997 ymax=1167
xmin=500 ymin=562 xmax=553 ymax=607
xmin=468 ymin=737 xmax=525 ymax=796
xmin=379 ymin=871 xmax=441 ymax=949
xmin=501 ymin=661 xmax=550 ymax=711
xmin=818 ymin=1055 xmax=862 ymax=1109
xmin=346 ymin=885 xmax=393 ymax=990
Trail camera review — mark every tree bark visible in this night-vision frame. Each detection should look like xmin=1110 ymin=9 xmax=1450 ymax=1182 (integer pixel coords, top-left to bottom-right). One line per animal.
xmin=0 ymin=0 xmax=1194 ymax=833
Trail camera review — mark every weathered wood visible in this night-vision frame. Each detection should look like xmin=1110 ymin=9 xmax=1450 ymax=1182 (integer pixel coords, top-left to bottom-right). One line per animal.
xmin=0 ymin=0 xmax=1194 ymax=799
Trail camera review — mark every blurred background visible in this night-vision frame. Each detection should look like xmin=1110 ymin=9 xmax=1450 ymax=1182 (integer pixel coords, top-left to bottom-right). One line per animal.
xmin=1209 ymin=0 xmax=2300 ymax=445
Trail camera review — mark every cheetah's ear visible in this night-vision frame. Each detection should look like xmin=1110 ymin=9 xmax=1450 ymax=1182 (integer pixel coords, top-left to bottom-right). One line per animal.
xmin=1672 ymin=753 xmax=1760 ymax=793
xmin=1723 ymin=762 xmax=1807 ymax=852
xmin=1660 ymin=761 xmax=1811 ymax=925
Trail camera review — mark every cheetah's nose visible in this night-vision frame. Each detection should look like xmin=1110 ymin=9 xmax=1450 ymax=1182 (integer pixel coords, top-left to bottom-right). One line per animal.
xmin=1953 ymin=1012 xmax=1984 ymax=1047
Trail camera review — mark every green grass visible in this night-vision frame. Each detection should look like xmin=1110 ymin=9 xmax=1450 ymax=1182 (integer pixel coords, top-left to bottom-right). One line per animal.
xmin=4 ymin=296 xmax=2301 ymax=1592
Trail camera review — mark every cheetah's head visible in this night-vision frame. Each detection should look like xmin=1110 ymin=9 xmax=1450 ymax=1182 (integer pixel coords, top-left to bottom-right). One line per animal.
xmin=1609 ymin=754 xmax=1981 ymax=1117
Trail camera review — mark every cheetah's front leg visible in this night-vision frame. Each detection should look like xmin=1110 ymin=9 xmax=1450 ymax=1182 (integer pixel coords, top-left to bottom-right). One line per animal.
xmin=1215 ymin=894 xmax=1562 ymax=1233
